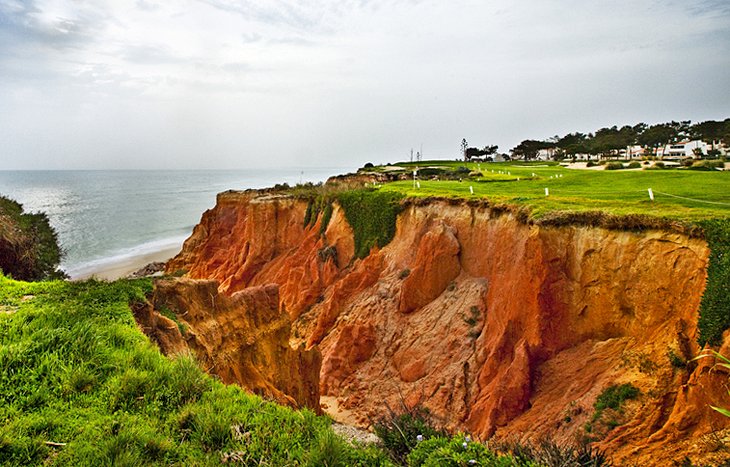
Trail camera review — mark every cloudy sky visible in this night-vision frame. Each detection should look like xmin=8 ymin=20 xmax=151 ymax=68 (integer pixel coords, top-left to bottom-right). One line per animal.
xmin=1 ymin=0 xmax=728 ymax=169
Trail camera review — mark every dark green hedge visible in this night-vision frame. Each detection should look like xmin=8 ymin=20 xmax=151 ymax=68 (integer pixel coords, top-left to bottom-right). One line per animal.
xmin=697 ymin=218 xmax=730 ymax=346
xmin=336 ymin=190 xmax=404 ymax=259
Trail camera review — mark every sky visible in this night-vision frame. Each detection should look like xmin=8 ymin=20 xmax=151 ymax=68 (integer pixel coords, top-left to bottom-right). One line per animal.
xmin=0 ymin=0 xmax=729 ymax=170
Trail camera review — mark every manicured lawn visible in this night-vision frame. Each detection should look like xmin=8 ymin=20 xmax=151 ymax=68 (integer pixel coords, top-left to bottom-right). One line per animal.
xmin=377 ymin=161 xmax=730 ymax=221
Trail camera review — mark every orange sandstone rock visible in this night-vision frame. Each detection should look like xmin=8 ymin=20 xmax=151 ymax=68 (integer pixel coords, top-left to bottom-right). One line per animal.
xmin=134 ymin=277 xmax=321 ymax=411
xmin=166 ymin=192 xmax=729 ymax=465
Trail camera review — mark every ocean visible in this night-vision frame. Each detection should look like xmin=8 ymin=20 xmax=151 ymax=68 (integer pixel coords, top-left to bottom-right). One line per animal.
xmin=0 ymin=168 xmax=351 ymax=278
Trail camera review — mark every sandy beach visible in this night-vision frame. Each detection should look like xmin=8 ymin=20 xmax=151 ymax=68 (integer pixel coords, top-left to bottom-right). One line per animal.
xmin=72 ymin=246 xmax=181 ymax=281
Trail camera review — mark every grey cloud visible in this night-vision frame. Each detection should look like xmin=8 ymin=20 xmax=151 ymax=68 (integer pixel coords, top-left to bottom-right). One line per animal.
xmin=0 ymin=0 xmax=106 ymax=51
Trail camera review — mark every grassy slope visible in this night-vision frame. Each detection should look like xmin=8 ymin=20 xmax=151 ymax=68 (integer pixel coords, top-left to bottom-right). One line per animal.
xmin=0 ymin=274 xmax=387 ymax=466
xmin=378 ymin=161 xmax=730 ymax=221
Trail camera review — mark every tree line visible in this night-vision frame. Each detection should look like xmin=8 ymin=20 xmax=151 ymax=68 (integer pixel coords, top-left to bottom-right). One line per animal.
xmin=507 ymin=118 xmax=730 ymax=160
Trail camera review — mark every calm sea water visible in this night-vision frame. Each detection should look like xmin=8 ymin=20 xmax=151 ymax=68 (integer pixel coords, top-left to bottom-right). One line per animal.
xmin=0 ymin=169 xmax=351 ymax=278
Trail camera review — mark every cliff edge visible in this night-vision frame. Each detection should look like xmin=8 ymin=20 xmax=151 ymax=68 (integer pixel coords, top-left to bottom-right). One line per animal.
xmin=165 ymin=189 xmax=730 ymax=465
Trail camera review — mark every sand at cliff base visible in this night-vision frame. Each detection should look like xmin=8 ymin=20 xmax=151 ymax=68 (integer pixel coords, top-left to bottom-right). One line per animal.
xmin=73 ymin=246 xmax=180 ymax=281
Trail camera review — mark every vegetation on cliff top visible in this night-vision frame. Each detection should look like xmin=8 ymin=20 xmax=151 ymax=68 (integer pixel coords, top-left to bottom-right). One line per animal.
xmin=0 ymin=196 xmax=65 ymax=281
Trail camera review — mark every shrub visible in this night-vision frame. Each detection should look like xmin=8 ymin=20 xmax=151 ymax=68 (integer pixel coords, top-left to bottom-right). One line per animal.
xmin=697 ymin=219 xmax=730 ymax=346
xmin=0 ymin=196 xmax=65 ymax=281
xmin=690 ymin=160 xmax=724 ymax=171
xmin=496 ymin=438 xmax=612 ymax=466
xmin=593 ymin=383 xmax=639 ymax=421
xmin=604 ymin=162 xmax=624 ymax=170
xmin=373 ymin=404 xmax=447 ymax=464
xmin=627 ymin=161 xmax=641 ymax=169
xmin=654 ymin=161 xmax=665 ymax=169
xmin=586 ymin=161 xmax=597 ymax=167
xmin=407 ymin=435 xmax=517 ymax=467
xmin=667 ymin=349 xmax=687 ymax=369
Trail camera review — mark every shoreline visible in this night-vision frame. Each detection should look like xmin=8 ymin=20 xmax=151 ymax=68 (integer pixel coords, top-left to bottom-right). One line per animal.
xmin=71 ymin=246 xmax=180 ymax=281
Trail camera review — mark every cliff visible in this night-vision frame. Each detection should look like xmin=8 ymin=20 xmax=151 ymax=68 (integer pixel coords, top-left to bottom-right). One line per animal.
xmin=133 ymin=277 xmax=321 ymax=411
xmin=166 ymin=190 xmax=730 ymax=465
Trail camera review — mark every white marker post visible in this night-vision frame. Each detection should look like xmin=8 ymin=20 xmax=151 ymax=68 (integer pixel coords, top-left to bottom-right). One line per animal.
xmin=469 ymin=186 xmax=474 ymax=194
xmin=648 ymin=188 xmax=654 ymax=201
xmin=545 ymin=187 xmax=549 ymax=197
xmin=413 ymin=170 xmax=417 ymax=189
xmin=417 ymin=181 xmax=421 ymax=189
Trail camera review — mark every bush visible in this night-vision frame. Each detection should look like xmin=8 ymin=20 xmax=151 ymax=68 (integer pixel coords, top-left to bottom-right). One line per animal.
xmin=593 ymin=383 xmax=639 ymax=421
xmin=495 ymin=438 xmax=612 ymax=467
xmin=0 ymin=196 xmax=65 ymax=281
xmin=604 ymin=162 xmax=624 ymax=170
xmin=627 ymin=161 xmax=642 ymax=169
xmin=689 ymin=160 xmax=724 ymax=171
xmin=373 ymin=404 xmax=447 ymax=464
xmin=586 ymin=161 xmax=597 ymax=167
xmin=654 ymin=161 xmax=665 ymax=169
xmin=407 ymin=435 xmax=518 ymax=467
xmin=697 ymin=219 xmax=730 ymax=346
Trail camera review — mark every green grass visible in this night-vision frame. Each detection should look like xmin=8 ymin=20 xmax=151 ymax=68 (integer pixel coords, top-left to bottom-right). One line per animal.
xmin=377 ymin=161 xmax=730 ymax=221
xmin=0 ymin=274 xmax=389 ymax=466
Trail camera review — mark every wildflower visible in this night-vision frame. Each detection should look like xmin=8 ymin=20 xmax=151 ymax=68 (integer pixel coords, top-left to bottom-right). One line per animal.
xmin=468 ymin=460 xmax=477 ymax=465
xmin=462 ymin=441 xmax=468 ymax=449
xmin=416 ymin=434 xmax=423 ymax=443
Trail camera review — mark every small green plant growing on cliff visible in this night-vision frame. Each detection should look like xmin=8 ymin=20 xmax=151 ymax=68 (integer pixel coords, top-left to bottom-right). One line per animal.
xmin=158 ymin=305 xmax=188 ymax=336
xmin=667 ymin=348 xmax=687 ymax=369
xmin=592 ymin=383 xmax=640 ymax=422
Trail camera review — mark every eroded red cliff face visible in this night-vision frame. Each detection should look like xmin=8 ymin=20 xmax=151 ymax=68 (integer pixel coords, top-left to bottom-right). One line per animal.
xmin=166 ymin=191 xmax=730 ymax=465
xmin=133 ymin=277 xmax=321 ymax=411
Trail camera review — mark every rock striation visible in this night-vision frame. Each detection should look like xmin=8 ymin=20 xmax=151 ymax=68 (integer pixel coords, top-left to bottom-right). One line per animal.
xmin=133 ymin=277 xmax=321 ymax=411
xmin=165 ymin=190 xmax=730 ymax=465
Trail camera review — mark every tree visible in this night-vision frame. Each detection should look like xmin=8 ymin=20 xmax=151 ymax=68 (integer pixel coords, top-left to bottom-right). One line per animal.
xmin=691 ymin=120 xmax=725 ymax=153
xmin=510 ymin=140 xmax=546 ymax=160
xmin=637 ymin=123 xmax=677 ymax=157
